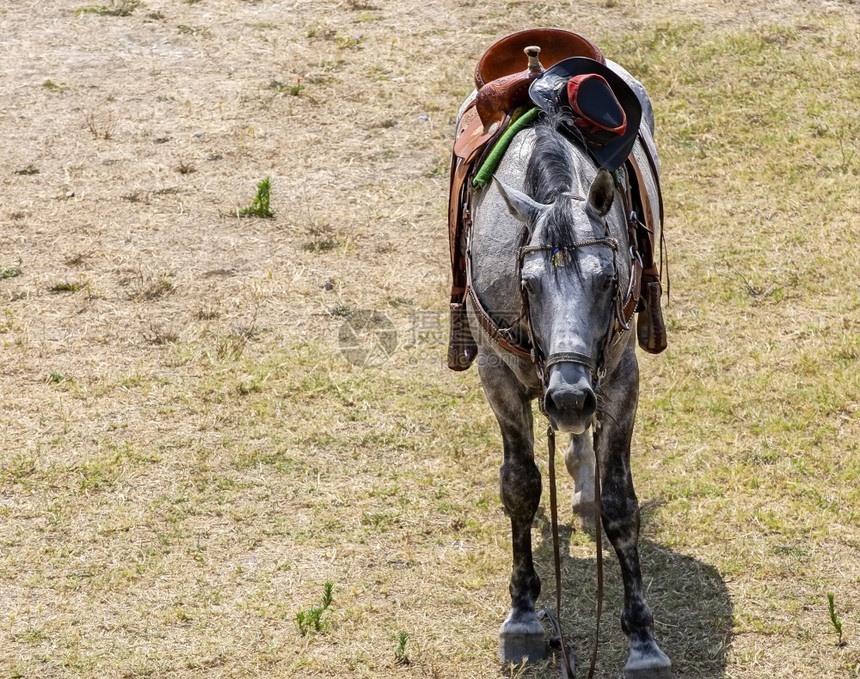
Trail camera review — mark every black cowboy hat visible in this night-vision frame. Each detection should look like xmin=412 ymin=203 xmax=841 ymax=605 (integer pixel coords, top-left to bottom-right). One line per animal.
xmin=529 ymin=56 xmax=642 ymax=171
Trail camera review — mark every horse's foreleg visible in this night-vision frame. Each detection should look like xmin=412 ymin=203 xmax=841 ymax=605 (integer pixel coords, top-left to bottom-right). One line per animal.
xmin=497 ymin=448 xmax=544 ymax=663
xmin=478 ymin=359 xmax=545 ymax=663
xmin=598 ymin=352 xmax=671 ymax=676
xmin=498 ymin=438 xmax=543 ymax=663
xmin=564 ymin=431 xmax=595 ymax=528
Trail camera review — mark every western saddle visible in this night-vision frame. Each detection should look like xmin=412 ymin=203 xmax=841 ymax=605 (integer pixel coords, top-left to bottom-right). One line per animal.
xmin=447 ymin=28 xmax=667 ymax=371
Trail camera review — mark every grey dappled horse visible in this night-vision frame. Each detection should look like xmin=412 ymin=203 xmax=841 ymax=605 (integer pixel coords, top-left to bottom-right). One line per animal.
xmin=466 ymin=67 xmax=671 ymax=675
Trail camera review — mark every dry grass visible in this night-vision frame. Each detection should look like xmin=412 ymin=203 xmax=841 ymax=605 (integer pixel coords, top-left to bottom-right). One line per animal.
xmin=0 ymin=1 xmax=858 ymax=677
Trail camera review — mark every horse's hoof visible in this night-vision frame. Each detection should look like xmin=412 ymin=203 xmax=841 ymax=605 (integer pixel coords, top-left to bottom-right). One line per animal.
xmin=498 ymin=631 xmax=545 ymax=664
xmin=498 ymin=611 xmax=545 ymax=663
xmin=623 ymin=669 xmax=672 ymax=679
xmin=624 ymin=643 xmax=671 ymax=678
xmin=571 ymin=489 xmax=596 ymax=530
xmin=572 ymin=500 xmax=596 ymax=531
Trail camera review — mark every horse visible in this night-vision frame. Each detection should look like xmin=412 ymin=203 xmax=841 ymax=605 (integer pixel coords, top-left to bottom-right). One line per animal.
xmin=463 ymin=67 xmax=672 ymax=676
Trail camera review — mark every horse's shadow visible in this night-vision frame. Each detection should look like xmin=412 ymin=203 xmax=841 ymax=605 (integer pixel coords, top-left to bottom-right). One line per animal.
xmin=529 ymin=499 xmax=733 ymax=678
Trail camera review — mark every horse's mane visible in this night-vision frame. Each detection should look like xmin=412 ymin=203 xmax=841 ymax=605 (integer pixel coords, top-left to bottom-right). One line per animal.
xmin=525 ymin=112 xmax=579 ymax=202
xmin=524 ymin=113 xmax=594 ymax=251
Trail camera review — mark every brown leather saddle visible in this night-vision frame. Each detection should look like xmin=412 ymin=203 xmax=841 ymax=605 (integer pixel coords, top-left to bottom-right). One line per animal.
xmin=447 ymin=29 xmax=667 ymax=371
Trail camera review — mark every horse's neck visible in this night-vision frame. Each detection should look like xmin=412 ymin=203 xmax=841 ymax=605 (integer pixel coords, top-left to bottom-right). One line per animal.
xmin=470 ymin=131 xmax=536 ymax=314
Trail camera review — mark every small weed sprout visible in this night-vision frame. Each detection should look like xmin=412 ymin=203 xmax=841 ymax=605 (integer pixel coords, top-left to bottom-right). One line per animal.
xmin=238 ymin=177 xmax=274 ymax=218
xmin=827 ymin=592 xmax=845 ymax=646
xmin=42 ymin=80 xmax=66 ymax=92
xmin=269 ymin=79 xmax=305 ymax=96
xmin=394 ymin=631 xmax=410 ymax=666
xmin=50 ymin=280 xmax=82 ymax=293
xmin=177 ymin=25 xmax=208 ymax=36
xmin=335 ymin=34 xmax=365 ymax=49
xmin=296 ymin=581 xmax=334 ymax=636
xmin=85 ymin=111 xmax=117 ymax=140
xmin=0 ymin=266 xmax=21 ymax=279
xmin=289 ymin=79 xmax=305 ymax=96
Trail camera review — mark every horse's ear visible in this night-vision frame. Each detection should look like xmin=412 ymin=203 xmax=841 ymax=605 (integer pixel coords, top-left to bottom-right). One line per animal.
xmin=588 ymin=169 xmax=615 ymax=217
xmin=493 ymin=177 xmax=546 ymax=226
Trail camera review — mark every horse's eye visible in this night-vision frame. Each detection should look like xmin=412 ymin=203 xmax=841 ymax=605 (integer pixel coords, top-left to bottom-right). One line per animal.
xmin=600 ymin=275 xmax=614 ymax=292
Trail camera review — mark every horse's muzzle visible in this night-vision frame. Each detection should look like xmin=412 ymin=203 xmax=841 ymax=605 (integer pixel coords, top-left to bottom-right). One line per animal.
xmin=543 ymin=362 xmax=596 ymax=434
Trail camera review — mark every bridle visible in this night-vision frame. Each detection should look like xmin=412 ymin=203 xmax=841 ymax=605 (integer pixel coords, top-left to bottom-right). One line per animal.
xmin=462 ymin=198 xmax=643 ymax=370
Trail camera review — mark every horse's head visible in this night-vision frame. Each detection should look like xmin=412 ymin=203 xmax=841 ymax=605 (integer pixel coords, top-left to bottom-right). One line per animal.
xmin=495 ymin=169 xmax=624 ymax=434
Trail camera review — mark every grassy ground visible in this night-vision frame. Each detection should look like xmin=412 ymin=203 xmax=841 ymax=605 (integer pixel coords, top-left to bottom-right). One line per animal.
xmin=0 ymin=0 xmax=858 ymax=677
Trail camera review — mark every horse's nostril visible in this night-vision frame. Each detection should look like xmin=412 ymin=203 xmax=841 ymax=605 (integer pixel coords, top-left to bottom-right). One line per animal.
xmin=582 ymin=389 xmax=596 ymax=415
xmin=544 ymin=392 xmax=558 ymax=416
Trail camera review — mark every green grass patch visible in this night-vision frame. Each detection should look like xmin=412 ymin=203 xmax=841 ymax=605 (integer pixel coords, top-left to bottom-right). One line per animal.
xmin=49 ymin=280 xmax=82 ymax=293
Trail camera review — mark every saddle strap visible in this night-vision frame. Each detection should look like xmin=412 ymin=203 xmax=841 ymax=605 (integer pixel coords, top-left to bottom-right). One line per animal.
xmin=448 ymin=157 xmax=473 ymax=299
xmin=626 ymin=153 xmax=659 ymax=282
xmin=620 ymin=252 xmax=643 ymax=329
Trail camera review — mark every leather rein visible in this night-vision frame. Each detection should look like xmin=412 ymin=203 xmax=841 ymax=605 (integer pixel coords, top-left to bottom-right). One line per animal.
xmin=466 ymin=186 xmax=644 ymax=678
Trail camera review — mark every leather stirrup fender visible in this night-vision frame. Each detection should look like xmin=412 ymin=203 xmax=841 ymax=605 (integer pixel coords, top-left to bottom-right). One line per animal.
xmin=637 ymin=280 xmax=667 ymax=354
xmin=626 ymin=152 xmax=667 ymax=353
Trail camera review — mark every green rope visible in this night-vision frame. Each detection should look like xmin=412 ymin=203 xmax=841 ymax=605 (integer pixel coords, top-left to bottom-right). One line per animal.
xmin=472 ymin=107 xmax=540 ymax=189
